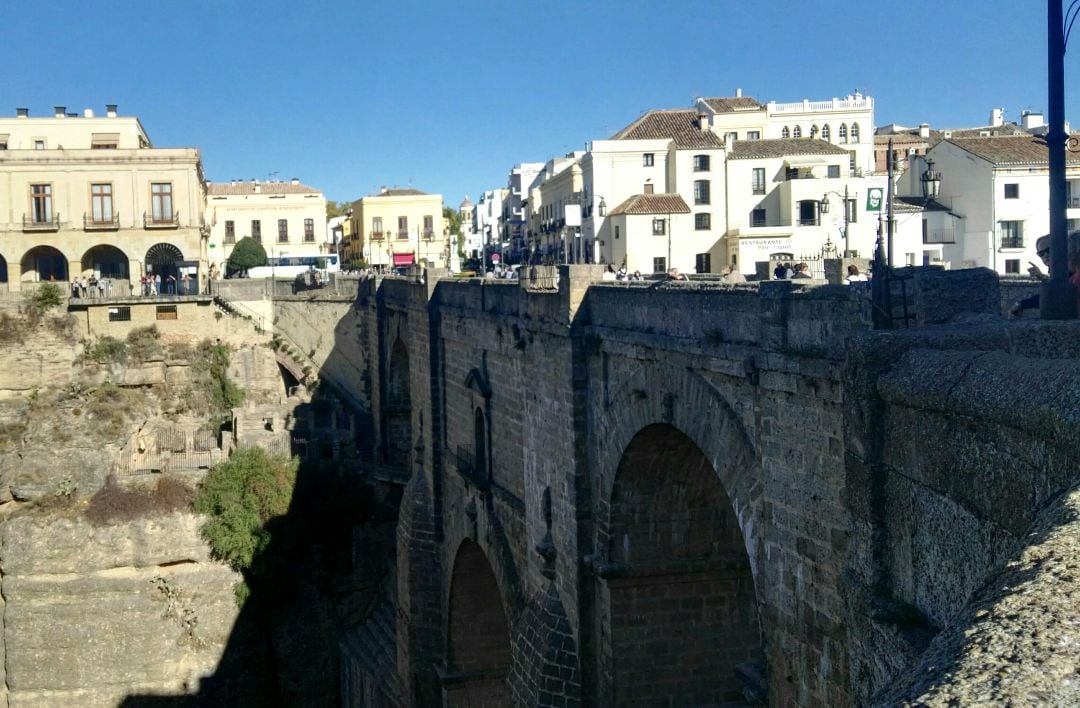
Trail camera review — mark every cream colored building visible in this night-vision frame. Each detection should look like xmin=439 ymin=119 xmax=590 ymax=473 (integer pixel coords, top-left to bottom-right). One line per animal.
xmin=0 ymin=105 xmax=207 ymax=292
xmin=207 ymin=179 xmax=327 ymax=271
xmin=347 ymin=188 xmax=447 ymax=270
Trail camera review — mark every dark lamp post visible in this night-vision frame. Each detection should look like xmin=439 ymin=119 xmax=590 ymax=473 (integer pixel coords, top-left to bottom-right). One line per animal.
xmin=820 ymin=186 xmax=852 ymax=255
xmin=921 ymin=159 xmax=942 ymax=199
xmin=598 ymin=197 xmax=606 ymax=217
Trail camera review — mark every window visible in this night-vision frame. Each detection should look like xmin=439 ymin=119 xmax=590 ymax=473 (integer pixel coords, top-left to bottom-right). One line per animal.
xmin=151 ymin=183 xmax=173 ymax=221
xmin=0 ymin=134 xmax=8 ymax=150
xmin=372 ymin=216 xmax=383 ymax=235
xmin=693 ymin=154 xmax=710 ymax=171
xmin=224 ymin=220 xmax=235 ymax=244
xmin=822 ymin=125 xmax=831 ymax=141
xmin=474 ymin=407 xmax=488 ymax=480
xmin=693 ymin=180 xmax=711 ymax=205
xmin=839 ymin=124 xmax=848 ymax=143
xmin=724 ymin=132 xmax=738 ymax=142
xmin=849 ymin=151 xmax=858 ymax=175
xmin=752 ymin=167 xmax=766 ymax=194
xmin=251 ymin=219 xmax=261 ymax=242
xmin=304 ymin=218 xmax=315 ymax=242
xmin=695 ymin=253 xmax=711 ymax=273
xmin=851 ymin=123 xmax=860 ymax=142
xmin=695 ymin=213 xmax=711 ymax=230
xmin=34 ymin=139 xmax=45 ymax=150
xmin=91 ymin=133 xmax=119 ymax=149
xmin=91 ymin=183 xmax=113 ymax=223
xmin=781 ymin=126 xmax=790 ymax=138
xmin=398 ymin=216 xmax=408 ymax=239
xmin=810 ymin=125 xmax=819 ymax=138
xmin=827 ymin=165 xmax=840 ymax=178
xmin=652 ymin=218 xmax=666 ymax=236
xmin=423 ymin=215 xmax=434 ymax=238
xmin=30 ymin=184 xmax=52 ymax=222
xmin=751 ymin=208 xmax=766 ymax=227
xmin=653 ymin=257 xmax=667 ymax=273
xmin=156 ymin=305 xmax=178 ymax=320
xmin=108 ymin=306 xmax=131 ymax=322
xmin=999 ymin=220 xmax=1023 ymax=248
xmin=845 ymin=199 xmax=858 ymax=223
xmin=643 ymin=153 xmax=655 ymax=167
xmin=1005 ymin=259 xmax=1021 ymax=274
xmin=614 ymin=225 xmax=620 ymax=239
xmin=278 ymin=218 xmax=289 ymax=243
xmin=1004 ymin=183 xmax=1020 ymax=199
xmin=747 ymin=130 xmax=760 ymax=141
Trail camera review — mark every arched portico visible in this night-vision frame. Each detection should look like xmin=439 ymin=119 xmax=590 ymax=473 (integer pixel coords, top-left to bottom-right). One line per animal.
xmin=445 ymin=540 xmax=512 ymax=705
xmin=81 ymin=244 xmax=130 ymax=280
xmin=0 ymin=254 xmax=8 ymax=285
xmin=591 ymin=364 xmax=764 ymax=705
xmin=20 ymin=246 xmax=67 ymax=283
xmin=145 ymin=242 xmax=183 ymax=292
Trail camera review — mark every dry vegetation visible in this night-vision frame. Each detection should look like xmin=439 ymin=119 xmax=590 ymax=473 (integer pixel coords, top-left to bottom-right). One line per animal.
xmin=85 ymin=474 xmax=195 ymax=525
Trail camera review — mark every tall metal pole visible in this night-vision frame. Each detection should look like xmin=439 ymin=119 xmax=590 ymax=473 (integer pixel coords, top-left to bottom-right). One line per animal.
xmin=843 ymin=183 xmax=850 ymax=256
xmin=886 ymin=137 xmax=895 ymax=267
xmin=1042 ymin=0 xmax=1077 ymax=318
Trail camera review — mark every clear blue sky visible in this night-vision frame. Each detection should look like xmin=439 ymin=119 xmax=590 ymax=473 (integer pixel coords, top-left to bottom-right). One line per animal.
xmin=3 ymin=0 xmax=1074 ymax=206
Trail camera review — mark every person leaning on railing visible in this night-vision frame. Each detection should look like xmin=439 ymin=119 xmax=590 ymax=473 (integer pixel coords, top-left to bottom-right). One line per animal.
xmin=1009 ymin=234 xmax=1080 ymax=317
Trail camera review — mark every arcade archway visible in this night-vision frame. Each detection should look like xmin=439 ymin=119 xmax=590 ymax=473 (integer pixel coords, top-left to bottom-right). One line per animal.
xmin=20 ymin=246 xmax=67 ymax=283
xmin=81 ymin=245 xmax=129 ymax=280
xmin=607 ymin=423 xmax=762 ymax=705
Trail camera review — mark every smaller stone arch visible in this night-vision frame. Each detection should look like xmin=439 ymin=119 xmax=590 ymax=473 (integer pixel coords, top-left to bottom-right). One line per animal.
xmin=20 ymin=245 xmax=67 ymax=283
xmin=145 ymin=242 xmax=183 ymax=287
xmin=446 ymin=540 xmax=512 ymax=704
xmin=81 ymin=244 xmax=129 ymax=279
xmin=822 ymin=124 xmax=831 ymax=141
xmin=0 ymin=254 xmax=8 ymax=284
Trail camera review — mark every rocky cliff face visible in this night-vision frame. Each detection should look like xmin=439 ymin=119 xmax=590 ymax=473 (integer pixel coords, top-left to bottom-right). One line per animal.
xmin=0 ymin=513 xmax=243 ymax=707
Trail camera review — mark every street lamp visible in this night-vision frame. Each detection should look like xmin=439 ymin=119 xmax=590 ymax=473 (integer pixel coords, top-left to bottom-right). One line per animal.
xmin=820 ymin=186 xmax=853 ymax=256
xmin=920 ymin=158 xmax=942 ymax=199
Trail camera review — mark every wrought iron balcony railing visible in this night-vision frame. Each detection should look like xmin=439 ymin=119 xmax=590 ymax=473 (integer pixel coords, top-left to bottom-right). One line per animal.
xmin=84 ymin=213 xmax=120 ymax=230
xmin=143 ymin=211 xmax=180 ymax=228
xmin=23 ymin=213 xmax=61 ymax=231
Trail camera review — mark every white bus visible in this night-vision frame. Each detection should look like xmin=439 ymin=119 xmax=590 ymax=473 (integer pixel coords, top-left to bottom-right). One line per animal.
xmin=246 ymin=255 xmax=340 ymax=279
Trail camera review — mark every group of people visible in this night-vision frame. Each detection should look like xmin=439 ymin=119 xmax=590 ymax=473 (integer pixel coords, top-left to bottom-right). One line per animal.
xmin=70 ymin=275 xmax=108 ymax=299
xmin=773 ymin=262 xmax=814 ymax=280
xmin=602 ymin=265 xmax=646 ymax=281
xmin=1009 ymin=235 xmax=1080 ymax=317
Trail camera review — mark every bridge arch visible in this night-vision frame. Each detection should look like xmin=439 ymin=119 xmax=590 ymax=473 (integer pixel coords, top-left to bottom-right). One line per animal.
xmin=384 ymin=337 xmax=412 ymax=471
xmin=446 ymin=539 xmax=513 ymax=704
xmin=592 ymin=364 xmax=763 ymax=704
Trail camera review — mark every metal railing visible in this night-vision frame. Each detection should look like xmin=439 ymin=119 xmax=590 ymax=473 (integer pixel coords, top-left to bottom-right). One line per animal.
xmin=796 ymin=218 xmax=821 ymax=227
xmin=143 ymin=211 xmax=179 ymax=228
xmin=923 ymin=229 xmax=956 ymax=244
xmin=84 ymin=213 xmax=120 ymax=230
xmin=23 ymin=213 xmax=60 ymax=231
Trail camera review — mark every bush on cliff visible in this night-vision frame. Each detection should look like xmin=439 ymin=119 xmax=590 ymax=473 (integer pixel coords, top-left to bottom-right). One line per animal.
xmin=85 ymin=474 xmax=196 ymax=525
xmin=194 ymin=447 xmax=297 ymax=603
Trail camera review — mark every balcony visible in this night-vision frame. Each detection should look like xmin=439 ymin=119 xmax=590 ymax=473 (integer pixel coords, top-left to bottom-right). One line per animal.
xmin=370 ymin=231 xmax=384 ymax=241
xmin=23 ymin=213 xmax=60 ymax=232
xmin=455 ymin=444 xmax=489 ymax=489
xmin=422 ymin=229 xmax=435 ymax=240
xmin=796 ymin=218 xmax=821 ymax=227
xmin=1000 ymin=235 xmax=1024 ymax=250
xmin=397 ymin=230 xmax=409 ymax=240
xmin=84 ymin=213 xmax=120 ymax=231
xmin=923 ymin=229 xmax=956 ymax=244
xmin=1068 ymin=196 xmax=1080 ymax=209
xmin=143 ymin=212 xmax=180 ymax=229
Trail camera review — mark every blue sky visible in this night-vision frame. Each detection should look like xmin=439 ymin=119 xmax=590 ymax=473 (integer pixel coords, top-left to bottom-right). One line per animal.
xmin=3 ymin=0 xmax=1072 ymax=205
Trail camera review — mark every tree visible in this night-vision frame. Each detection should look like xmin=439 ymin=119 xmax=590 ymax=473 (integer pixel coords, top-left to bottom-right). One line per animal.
xmin=227 ymin=237 xmax=267 ymax=275
xmin=443 ymin=206 xmax=465 ymax=257
xmin=326 ymin=200 xmax=352 ymax=219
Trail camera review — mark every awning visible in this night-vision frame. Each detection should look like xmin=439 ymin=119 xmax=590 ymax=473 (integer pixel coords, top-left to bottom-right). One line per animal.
xmin=393 ymin=253 xmax=415 ymax=267
xmin=783 ymin=155 xmax=829 ymax=167
xmin=91 ymin=132 xmax=120 ymax=147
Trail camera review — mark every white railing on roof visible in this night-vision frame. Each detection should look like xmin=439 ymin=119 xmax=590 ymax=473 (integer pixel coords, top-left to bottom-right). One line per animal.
xmin=768 ymin=96 xmax=873 ymax=114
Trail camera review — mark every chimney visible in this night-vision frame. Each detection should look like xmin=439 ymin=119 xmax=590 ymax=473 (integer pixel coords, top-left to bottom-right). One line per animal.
xmin=54 ymin=106 xmax=66 ymax=118
xmin=106 ymin=104 xmax=117 ymax=118
xmin=291 ymin=177 xmax=299 ymax=185
xmin=83 ymin=108 xmax=94 ymax=118
xmin=990 ymin=108 xmax=1004 ymax=127
xmin=698 ymin=113 xmax=709 ymax=131
xmin=918 ymin=123 xmax=930 ymax=139
xmin=15 ymin=108 xmax=28 ymax=118
xmin=736 ymin=87 xmax=742 ymax=98
xmin=1021 ymin=110 xmax=1045 ymax=131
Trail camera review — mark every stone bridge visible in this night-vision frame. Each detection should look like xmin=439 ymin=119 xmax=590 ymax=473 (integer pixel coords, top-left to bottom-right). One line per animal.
xmin=284 ymin=266 xmax=1080 ymax=707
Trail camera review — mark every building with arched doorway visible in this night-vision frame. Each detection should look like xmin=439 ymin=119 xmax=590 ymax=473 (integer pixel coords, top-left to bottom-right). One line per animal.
xmin=0 ymin=104 xmax=207 ymax=293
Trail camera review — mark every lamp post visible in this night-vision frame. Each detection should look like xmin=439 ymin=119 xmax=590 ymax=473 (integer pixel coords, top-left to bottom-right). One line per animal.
xmin=920 ymin=158 xmax=942 ymax=201
xmin=820 ymin=186 xmax=853 ymax=256
xmin=1042 ymin=0 xmax=1077 ymax=318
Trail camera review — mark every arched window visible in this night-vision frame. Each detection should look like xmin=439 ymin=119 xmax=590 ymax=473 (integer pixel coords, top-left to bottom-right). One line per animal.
xmin=839 ymin=124 xmax=848 ymax=143
xmin=851 ymin=123 xmax=861 ymax=142
xmin=781 ymin=126 xmax=790 ymax=139
xmin=810 ymin=125 xmax=818 ymax=138
xmin=822 ymin=124 xmax=831 ymax=141
xmin=792 ymin=125 xmax=802 ymax=138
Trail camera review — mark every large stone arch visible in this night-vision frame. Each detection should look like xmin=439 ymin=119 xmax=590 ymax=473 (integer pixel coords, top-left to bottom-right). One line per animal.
xmin=20 ymin=245 xmax=67 ymax=283
xmin=145 ymin=242 xmax=183 ymax=286
xmin=384 ymin=337 xmax=412 ymax=472
xmin=0 ymin=253 xmax=7 ymax=284
xmin=591 ymin=363 xmax=764 ymax=705
xmin=445 ymin=539 xmax=513 ymax=705
xmin=81 ymin=244 xmax=130 ymax=279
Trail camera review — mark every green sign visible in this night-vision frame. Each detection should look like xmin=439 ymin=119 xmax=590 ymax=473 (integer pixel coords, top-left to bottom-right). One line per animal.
xmin=865 ymin=188 xmax=884 ymax=212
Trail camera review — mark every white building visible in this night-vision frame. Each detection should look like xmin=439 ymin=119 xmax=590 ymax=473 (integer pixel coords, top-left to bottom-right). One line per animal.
xmin=207 ymin=179 xmax=327 ymax=272
xmin=503 ymin=163 xmax=544 ymax=262
xmin=527 ymin=92 xmax=877 ymax=275
xmin=474 ymin=188 xmax=506 ymax=266
xmin=913 ymin=135 xmax=1080 ymax=274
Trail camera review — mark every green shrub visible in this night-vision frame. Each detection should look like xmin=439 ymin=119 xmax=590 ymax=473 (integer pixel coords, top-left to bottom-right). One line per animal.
xmin=126 ymin=325 xmax=163 ymax=361
xmin=83 ymin=336 xmax=128 ymax=364
xmin=31 ymin=282 xmax=64 ymax=310
xmin=194 ymin=447 xmax=297 ymax=576
xmin=86 ymin=383 xmax=144 ymax=437
xmin=190 ymin=340 xmax=244 ymax=423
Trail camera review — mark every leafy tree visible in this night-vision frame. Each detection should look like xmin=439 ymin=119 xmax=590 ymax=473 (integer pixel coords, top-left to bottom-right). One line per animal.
xmin=227 ymin=236 xmax=267 ymax=275
xmin=443 ymin=205 xmax=462 ymax=236
xmin=326 ymin=200 xmax=353 ymax=219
